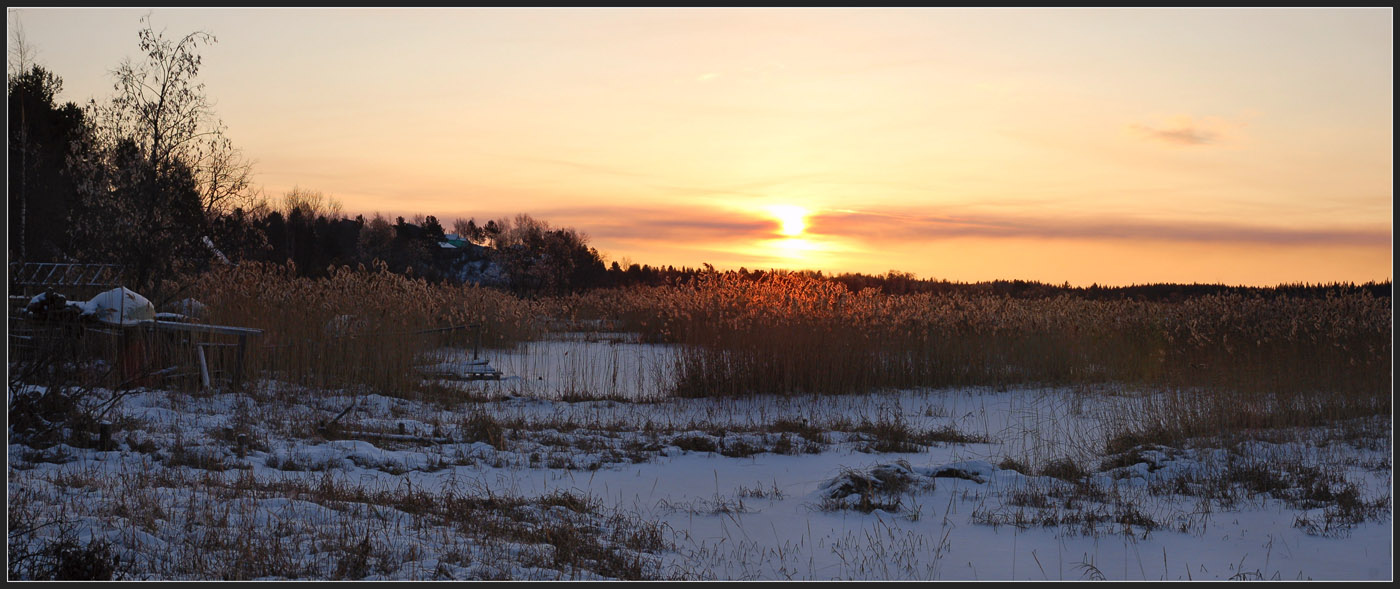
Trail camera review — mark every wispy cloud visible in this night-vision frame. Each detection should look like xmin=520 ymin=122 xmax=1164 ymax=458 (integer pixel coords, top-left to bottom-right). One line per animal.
xmin=1131 ymin=115 xmax=1236 ymax=146
xmin=534 ymin=205 xmax=776 ymax=244
xmin=1133 ymin=124 xmax=1218 ymax=145
xmin=808 ymin=209 xmax=1391 ymax=248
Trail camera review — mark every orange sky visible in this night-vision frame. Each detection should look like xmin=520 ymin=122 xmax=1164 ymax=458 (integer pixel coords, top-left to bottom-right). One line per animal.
xmin=9 ymin=7 xmax=1393 ymax=285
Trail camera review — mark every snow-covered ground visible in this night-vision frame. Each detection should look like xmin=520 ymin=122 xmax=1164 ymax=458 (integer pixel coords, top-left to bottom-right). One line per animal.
xmin=8 ymin=338 xmax=1393 ymax=580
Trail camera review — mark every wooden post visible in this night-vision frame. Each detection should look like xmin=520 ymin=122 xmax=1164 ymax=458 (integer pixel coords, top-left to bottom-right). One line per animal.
xmin=234 ymin=334 xmax=248 ymax=390
xmin=98 ymin=421 xmax=113 ymax=450
xmin=197 ymin=344 xmax=211 ymax=391
xmin=474 ymin=324 xmax=482 ymax=362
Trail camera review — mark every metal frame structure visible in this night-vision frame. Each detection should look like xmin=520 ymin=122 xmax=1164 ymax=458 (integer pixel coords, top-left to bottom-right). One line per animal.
xmin=8 ymin=263 xmax=126 ymax=301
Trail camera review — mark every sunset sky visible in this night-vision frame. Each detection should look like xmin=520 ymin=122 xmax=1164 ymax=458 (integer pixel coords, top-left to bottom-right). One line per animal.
xmin=8 ymin=7 xmax=1393 ymax=286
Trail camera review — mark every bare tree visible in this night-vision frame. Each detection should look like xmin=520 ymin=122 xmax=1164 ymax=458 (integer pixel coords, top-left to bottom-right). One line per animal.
xmin=282 ymin=186 xmax=343 ymax=219
xmin=90 ymin=15 xmax=256 ymax=218
xmin=8 ymin=11 xmax=36 ymax=259
xmin=69 ymin=15 xmax=231 ymax=297
xmin=240 ymin=186 xmax=273 ymax=218
xmin=451 ymin=218 xmax=471 ymax=239
xmin=452 ymin=218 xmax=485 ymax=243
xmin=193 ymin=130 xmax=255 ymax=219
xmin=7 ymin=9 xmax=37 ymax=77
xmin=99 ymin=14 xmax=218 ymax=174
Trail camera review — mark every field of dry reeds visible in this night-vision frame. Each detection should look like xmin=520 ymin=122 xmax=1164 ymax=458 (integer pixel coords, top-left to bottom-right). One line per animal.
xmin=177 ymin=262 xmax=542 ymax=397
xmin=557 ymin=271 xmax=1391 ymax=447
xmin=158 ymin=265 xmax=1390 ymax=450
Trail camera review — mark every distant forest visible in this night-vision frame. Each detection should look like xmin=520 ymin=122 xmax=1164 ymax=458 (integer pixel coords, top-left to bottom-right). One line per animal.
xmin=8 ymin=22 xmax=1391 ymax=303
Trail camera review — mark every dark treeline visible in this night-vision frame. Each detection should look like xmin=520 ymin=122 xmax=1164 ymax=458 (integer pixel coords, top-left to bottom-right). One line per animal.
xmin=598 ymin=266 xmax=1392 ymax=302
xmin=234 ymin=198 xmax=611 ymax=298
xmin=825 ymin=272 xmax=1393 ymax=302
xmin=8 ymin=20 xmax=1391 ymax=304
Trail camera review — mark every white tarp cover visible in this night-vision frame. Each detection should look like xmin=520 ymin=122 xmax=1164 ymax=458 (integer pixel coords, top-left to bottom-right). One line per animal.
xmin=82 ymin=287 xmax=156 ymax=326
xmin=163 ymin=297 xmax=208 ymax=319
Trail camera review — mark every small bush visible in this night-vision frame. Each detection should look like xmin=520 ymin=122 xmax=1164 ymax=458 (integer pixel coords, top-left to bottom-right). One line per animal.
xmin=671 ymin=434 xmax=718 ymax=454
xmin=1039 ymin=458 xmax=1087 ymax=482
xmin=998 ymin=457 xmax=1031 ymax=475
xmin=719 ymin=438 xmax=762 ymax=458
xmin=460 ymin=411 xmax=507 ymax=450
xmin=8 ymin=531 xmax=118 ymax=581
xmin=854 ymin=414 xmax=924 ymax=453
xmin=768 ymin=417 xmax=826 ymax=443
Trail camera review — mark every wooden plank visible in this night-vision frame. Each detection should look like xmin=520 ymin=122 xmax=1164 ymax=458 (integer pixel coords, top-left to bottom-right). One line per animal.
xmin=139 ymin=320 xmax=263 ymax=337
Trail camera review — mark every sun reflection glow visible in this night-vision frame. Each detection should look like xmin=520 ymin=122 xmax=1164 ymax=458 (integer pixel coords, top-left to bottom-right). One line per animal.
xmin=764 ymin=236 xmax=829 ymax=263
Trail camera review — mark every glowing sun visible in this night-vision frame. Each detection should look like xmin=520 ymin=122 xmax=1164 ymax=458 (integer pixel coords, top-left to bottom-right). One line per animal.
xmin=769 ymin=204 xmax=809 ymax=237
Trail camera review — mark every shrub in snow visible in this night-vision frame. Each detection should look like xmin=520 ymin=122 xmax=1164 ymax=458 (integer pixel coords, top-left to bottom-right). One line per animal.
xmin=822 ymin=461 xmax=926 ymax=501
